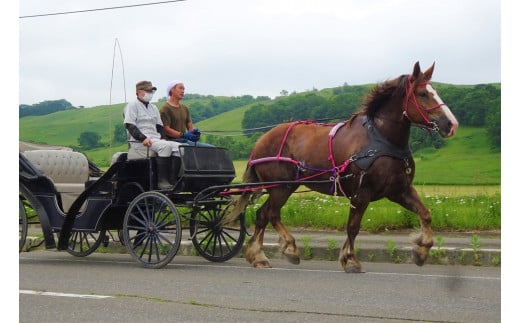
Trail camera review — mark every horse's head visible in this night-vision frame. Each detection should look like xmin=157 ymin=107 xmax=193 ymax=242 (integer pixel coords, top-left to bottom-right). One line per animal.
xmin=404 ymin=62 xmax=458 ymax=137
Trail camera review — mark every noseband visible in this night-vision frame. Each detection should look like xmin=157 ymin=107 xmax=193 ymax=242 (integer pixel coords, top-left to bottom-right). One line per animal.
xmin=403 ymin=76 xmax=445 ymax=132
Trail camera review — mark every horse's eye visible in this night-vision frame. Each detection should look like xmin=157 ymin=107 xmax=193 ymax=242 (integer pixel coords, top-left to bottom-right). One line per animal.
xmin=418 ymin=92 xmax=428 ymax=98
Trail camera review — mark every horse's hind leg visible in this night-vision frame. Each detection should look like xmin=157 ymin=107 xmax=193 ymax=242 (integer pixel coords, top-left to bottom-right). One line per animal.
xmin=390 ymin=187 xmax=433 ymax=266
xmin=245 ymin=208 xmax=271 ymax=268
xmin=246 ymin=187 xmax=298 ymax=268
xmin=339 ymin=202 xmax=368 ymax=273
xmin=268 ymin=187 xmax=300 ymax=265
xmin=273 ymin=218 xmax=300 ymax=265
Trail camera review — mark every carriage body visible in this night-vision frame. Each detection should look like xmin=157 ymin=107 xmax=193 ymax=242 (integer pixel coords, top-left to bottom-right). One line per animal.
xmin=19 ymin=145 xmax=244 ymax=268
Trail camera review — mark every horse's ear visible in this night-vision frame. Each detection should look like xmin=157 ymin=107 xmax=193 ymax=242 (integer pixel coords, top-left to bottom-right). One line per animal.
xmin=423 ymin=62 xmax=435 ymax=81
xmin=411 ymin=61 xmax=421 ymax=82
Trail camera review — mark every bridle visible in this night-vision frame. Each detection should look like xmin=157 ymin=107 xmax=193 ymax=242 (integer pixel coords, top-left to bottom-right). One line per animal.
xmin=403 ymin=75 xmax=445 ymax=132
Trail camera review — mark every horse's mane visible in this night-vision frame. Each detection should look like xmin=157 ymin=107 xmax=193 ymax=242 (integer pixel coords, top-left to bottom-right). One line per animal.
xmin=347 ymin=75 xmax=408 ymax=124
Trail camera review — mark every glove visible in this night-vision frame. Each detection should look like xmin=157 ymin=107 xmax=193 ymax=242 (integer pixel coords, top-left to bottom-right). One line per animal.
xmin=192 ymin=128 xmax=201 ymax=141
xmin=182 ymin=130 xmax=199 ymax=142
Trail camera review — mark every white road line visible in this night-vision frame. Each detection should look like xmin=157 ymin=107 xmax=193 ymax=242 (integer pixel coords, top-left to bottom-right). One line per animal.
xmin=20 ymin=290 xmax=113 ymax=299
xmin=168 ymin=263 xmax=501 ymax=281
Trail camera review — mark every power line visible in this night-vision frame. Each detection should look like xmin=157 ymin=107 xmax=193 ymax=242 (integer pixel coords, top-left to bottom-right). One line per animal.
xmin=19 ymin=0 xmax=186 ymax=19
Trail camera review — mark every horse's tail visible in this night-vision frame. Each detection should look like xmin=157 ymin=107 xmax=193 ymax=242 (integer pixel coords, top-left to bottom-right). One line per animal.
xmin=221 ymin=165 xmax=262 ymax=225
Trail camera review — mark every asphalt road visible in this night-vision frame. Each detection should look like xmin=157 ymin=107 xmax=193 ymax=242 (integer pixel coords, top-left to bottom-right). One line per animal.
xmin=19 ymin=251 xmax=500 ymax=322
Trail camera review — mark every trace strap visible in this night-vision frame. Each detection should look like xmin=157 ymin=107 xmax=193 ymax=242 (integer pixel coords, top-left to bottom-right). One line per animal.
xmin=247 ymin=121 xmax=353 ymax=195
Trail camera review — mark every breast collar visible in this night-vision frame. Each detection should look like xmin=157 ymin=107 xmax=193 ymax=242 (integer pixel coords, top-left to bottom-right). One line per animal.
xmin=350 ymin=116 xmax=412 ymax=170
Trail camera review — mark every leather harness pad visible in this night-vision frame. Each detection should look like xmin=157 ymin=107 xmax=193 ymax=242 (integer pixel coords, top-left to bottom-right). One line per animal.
xmin=351 ymin=116 xmax=411 ymax=170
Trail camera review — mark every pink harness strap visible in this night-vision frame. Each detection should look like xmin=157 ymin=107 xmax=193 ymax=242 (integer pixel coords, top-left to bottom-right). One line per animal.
xmin=327 ymin=122 xmax=351 ymax=187
xmin=247 ymin=120 xmax=352 ymax=194
xmin=248 ymin=156 xmax=299 ymax=166
xmin=248 ymin=121 xmax=315 ymax=167
xmin=328 ymin=122 xmax=345 ymax=169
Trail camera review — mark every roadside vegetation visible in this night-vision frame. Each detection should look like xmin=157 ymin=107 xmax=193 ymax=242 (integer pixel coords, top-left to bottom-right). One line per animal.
xmin=241 ymin=186 xmax=500 ymax=233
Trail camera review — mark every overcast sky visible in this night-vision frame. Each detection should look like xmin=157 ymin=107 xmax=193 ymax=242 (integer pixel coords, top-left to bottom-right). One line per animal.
xmin=18 ymin=0 xmax=503 ymax=108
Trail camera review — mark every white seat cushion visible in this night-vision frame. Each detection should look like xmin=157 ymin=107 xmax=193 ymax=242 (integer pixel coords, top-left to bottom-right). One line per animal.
xmin=22 ymin=150 xmax=89 ymax=212
xmin=127 ymin=147 xmax=157 ymax=159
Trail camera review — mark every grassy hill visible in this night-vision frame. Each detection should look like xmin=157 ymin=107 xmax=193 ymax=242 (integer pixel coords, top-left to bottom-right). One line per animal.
xmin=413 ymin=127 xmax=500 ymax=185
xmin=19 ymin=95 xmax=500 ymax=185
xmin=197 ymin=105 xmax=250 ymax=132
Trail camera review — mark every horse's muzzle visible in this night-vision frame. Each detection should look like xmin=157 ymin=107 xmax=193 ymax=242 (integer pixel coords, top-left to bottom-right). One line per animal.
xmin=435 ymin=115 xmax=458 ymax=138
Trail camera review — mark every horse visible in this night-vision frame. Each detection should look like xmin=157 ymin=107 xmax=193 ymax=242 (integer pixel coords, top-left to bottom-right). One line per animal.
xmin=224 ymin=61 xmax=458 ymax=273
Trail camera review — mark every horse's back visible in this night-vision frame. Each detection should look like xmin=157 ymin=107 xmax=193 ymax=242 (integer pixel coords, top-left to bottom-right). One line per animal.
xmin=252 ymin=119 xmax=368 ymax=167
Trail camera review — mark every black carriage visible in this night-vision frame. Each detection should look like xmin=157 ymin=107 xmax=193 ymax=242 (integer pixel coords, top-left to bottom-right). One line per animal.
xmin=19 ymin=145 xmax=246 ymax=268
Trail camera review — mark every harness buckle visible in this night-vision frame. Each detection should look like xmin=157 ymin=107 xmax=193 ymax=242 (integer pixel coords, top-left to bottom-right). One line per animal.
xmin=428 ymin=121 xmax=440 ymax=132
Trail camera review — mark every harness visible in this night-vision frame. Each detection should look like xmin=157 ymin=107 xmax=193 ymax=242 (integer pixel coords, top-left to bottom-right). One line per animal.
xmin=242 ymin=74 xmax=445 ymax=196
xmin=352 ymin=116 xmax=411 ymax=170
xmin=246 ymin=117 xmax=412 ymax=196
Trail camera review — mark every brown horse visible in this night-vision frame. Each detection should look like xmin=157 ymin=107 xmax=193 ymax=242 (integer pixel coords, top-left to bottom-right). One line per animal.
xmin=224 ymin=62 xmax=458 ymax=273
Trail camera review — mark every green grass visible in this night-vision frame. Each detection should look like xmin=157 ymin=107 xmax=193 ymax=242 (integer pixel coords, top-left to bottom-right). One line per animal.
xmin=243 ymin=187 xmax=500 ymax=232
xmin=197 ymin=105 xmax=250 ymax=132
xmin=413 ymin=127 xmax=500 ymax=185
xmin=19 ymin=103 xmax=127 ymax=147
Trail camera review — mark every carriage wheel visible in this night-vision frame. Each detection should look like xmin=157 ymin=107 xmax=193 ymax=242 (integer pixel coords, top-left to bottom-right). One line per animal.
xmin=123 ymin=191 xmax=182 ymax=269
xmin=19 ymin=192 xmax=40 ymax=252
xmin=66 ymin=230 xmax=107 ymax=257
xmin=117 ymin=229 xmax=125 ymax=246
xmin=19 ymin=197 xmax=28 ymax=252
xmin=190 ymin=197 xmax=246 ymax=262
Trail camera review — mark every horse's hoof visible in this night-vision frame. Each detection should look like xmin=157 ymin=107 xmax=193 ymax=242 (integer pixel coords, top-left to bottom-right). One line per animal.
xmin=342 ymin=257 xmax=364 ymax=273
xmin=412 ymin=244 xmax=431 ymax=266
xmin=253 ymin=261 xmax=272 ymax=268
xmin=412 ymin=249 xmax=426 ymax=266
xmin=284 ymin=253 xmax=300 ymax=265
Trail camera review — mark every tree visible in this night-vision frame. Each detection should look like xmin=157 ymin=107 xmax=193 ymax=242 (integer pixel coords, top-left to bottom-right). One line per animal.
xmin=19 ymin=99 xmax=74 ymax=117
xmin=78 ymin=131 xmax=101 ymax=149
xmin=113 ymin=124 xmax=127 ymax=143
xmin=485 ymin=110 xmax=501 ymax=151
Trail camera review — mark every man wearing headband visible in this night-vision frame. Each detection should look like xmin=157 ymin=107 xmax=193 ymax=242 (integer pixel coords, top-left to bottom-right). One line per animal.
xmin=160 ymin=81 xmax=213 ymax=147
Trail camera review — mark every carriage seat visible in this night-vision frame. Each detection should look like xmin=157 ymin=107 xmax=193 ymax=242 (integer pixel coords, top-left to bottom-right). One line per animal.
xmin=22 ymin=150 xmax=89 ymax=212
xmin=127 ymin=147 xmax=157 ymax=160
xmin=110 ymin=148 xmax=157 ymax=167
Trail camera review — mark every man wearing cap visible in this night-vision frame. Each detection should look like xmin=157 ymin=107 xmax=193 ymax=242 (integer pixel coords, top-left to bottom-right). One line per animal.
xmin=123 ymin=80 xmax=181 ymax=189
xmin=160 ymin=81 xmax=213 ymax=147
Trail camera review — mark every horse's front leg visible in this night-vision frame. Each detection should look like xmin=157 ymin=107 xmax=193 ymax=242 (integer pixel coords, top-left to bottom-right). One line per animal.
xmin=390 ymin=186 xmax=433 ymax=266
xmin=263 ymin=188 xmax=300 ymax=265
xmin=339 ymin=202 xmax=368 ymax=273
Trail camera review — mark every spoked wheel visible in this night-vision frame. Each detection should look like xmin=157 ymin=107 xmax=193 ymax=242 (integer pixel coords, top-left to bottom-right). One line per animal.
xmin=117 ymin=229 xmax=125 ymax=246
xmin=19 ymin=191 xmax=40 ymax=252
xmin=19 ymin=197 xmax=28 ymax=252
xmin=123 ymin=191 xmax=182 ymax=269
xmin=66 ymin=230 xmax=107 ymax=257
xmin=190 ymin=196 xmax=246 ymax=262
